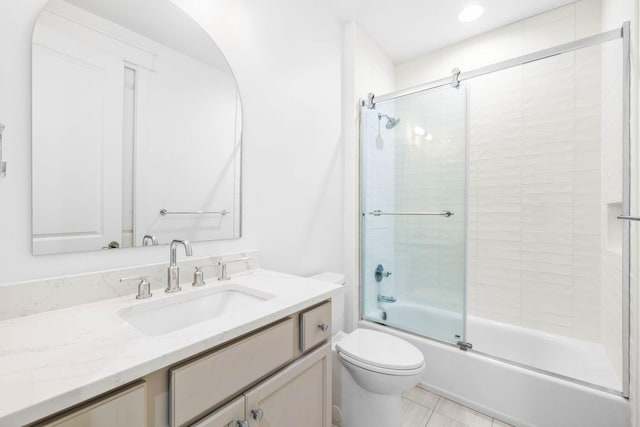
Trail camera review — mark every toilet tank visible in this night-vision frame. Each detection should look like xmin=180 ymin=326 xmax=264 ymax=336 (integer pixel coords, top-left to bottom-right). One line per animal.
xmin=308 ymin=272 xmax=345 ymax=334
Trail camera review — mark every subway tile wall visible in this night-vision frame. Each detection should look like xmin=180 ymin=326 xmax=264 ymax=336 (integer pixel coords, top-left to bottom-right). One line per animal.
xmin=361 ymin=106 xmax=396 ymax=318
xmin=391 ymin=0 xmax=623 ymax=377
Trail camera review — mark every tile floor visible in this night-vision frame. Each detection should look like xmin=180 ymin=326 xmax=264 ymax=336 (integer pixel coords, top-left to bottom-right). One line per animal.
xmin=402 ymin=387 xmax=514 ymax=427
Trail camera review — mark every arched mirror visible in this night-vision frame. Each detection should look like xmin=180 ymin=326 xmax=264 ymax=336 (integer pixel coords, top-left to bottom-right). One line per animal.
xmin=31 ymin=0 xmax=242 ymax=255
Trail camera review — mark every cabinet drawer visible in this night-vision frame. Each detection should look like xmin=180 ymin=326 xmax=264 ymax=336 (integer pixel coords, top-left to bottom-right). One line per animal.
xmin=170 ymin=318 xmax=295 ymax=426
xmin=192 ymin=396 xmax=245 ymax=427
xmin=35 ymin=381 xmax=146 ymax=427
xmin=299 ymin=301 xmax=331 ymax=353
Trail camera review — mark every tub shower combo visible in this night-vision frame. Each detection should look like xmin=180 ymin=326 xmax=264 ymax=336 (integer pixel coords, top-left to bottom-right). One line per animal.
xmin=359 ymin=23 xmax=632 ymax=427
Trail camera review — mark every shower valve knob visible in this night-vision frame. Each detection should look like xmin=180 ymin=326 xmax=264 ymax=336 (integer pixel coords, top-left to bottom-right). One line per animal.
xmin=375 ymin=264 xmax=391 ymax=282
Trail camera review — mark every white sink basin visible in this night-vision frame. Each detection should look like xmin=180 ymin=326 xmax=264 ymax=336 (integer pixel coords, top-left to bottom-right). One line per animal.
xmin=118 ymin=284 xmax=274 ymax=336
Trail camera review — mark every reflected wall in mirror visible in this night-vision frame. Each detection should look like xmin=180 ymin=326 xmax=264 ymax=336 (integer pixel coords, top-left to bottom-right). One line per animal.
xmin=32 ymin=0 xmax=242 ymax=255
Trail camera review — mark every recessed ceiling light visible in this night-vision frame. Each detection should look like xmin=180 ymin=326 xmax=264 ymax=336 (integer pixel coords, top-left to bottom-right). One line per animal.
xmin=458 ymin=5 xmax=484 ymax=22
xmin=414 ymin=126 xmax=426 ymax=136
xmin=425 ymin=133 xmax=433 ymax=141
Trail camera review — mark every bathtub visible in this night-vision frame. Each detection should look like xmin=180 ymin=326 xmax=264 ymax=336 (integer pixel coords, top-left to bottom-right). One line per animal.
xmin=362 ymin=302 xmax=629 ymax=427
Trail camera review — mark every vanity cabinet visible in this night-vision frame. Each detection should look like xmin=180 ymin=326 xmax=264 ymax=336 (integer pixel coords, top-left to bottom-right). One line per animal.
xmin=170 ymin=318 xmax=296 ymax=426
xmin=191 ymin=396 xmax=245 ymax=427
xmin=31 ymin=301 xmax=332 ymax=427
xmin=33 ymin=381 xmax=146 ymax=427
xmin=194 ymin=343 xmax=330 ymax=427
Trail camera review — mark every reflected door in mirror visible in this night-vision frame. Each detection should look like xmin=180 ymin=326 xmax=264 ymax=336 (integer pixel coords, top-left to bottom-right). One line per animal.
xmin=32 ymin=0 xmax=242 ymax=255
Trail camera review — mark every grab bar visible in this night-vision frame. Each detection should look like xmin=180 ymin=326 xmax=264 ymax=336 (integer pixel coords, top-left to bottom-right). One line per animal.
xmin=369 ymin=210 xmax=453 ymax=217
xmin=618 ymin=216 xmax=640 ymax=221
xmin=160 ymin=209 xmax=229 ymax=216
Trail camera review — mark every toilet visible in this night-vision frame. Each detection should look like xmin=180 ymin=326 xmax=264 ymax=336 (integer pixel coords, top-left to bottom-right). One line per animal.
xmin=309 ymin=273 xmax=425 ymax=427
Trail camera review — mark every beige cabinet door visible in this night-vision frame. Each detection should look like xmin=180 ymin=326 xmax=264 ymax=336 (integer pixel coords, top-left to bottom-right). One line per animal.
xmin=192 ymin=396 xmax=246 ymax=427
xmin=244 ymin=343 xmax=331 ymax=427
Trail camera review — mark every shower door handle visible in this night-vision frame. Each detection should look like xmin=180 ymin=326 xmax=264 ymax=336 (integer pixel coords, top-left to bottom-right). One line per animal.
xmin=369 ymin=210 xmax=453 ymax=217
xmin=618 ymin=216 xmax=640 ymax=221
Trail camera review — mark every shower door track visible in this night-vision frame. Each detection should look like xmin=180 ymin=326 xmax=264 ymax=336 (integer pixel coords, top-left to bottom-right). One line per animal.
xmin=360 ymin=22 xmax=632 ymax=398
xmin=366 ymin=23 xmax=627 ymax=107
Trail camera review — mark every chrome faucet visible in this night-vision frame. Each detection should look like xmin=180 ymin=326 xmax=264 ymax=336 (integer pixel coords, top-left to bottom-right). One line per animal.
xmin=142 ymin=234 xmax=158 ymax=246
xmin=166 ymin=239 xmax=193 ymax=293
xmin=377 ymin=294 xmax=397 ymax=303
xmin=217 ymin=257 xmax=252 ymax=281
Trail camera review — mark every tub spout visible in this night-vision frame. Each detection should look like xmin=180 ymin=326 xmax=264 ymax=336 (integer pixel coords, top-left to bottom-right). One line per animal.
xmin=377 ymin=294 xmax=397 ymax=303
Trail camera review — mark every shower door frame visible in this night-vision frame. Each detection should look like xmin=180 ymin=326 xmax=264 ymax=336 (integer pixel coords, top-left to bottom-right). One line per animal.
xmin=358 ymin=22 xmax=632 ymax=397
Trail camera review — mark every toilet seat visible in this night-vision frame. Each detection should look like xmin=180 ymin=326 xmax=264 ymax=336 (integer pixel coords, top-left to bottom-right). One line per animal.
xmin=336 ymin=329 xmax=424 ymax=373
xmin=338 ymin=351 xmax=425 ymax=376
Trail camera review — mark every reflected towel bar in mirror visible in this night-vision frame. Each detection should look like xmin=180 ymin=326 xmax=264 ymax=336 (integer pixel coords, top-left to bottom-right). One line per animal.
xmin=160 ymin=209 xmax=229 ymax=216
xmin=0 ymin=122 xmax=6 ymax=177
xmin=369 ymin=210 xmax=453 ymax=217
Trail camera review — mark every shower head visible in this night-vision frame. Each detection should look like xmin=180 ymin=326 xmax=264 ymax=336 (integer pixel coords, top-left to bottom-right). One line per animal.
xmin=378 ymin=113 xmax=400 ymax=129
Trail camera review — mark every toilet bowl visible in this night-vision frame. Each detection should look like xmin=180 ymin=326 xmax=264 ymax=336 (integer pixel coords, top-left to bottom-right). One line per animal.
xmin=308 ymin=273 xmax=425 ymax=427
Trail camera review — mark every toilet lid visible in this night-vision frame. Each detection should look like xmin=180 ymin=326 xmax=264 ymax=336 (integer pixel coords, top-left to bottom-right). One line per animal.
xmin=336 ymin=329 xmax=424 ymax=371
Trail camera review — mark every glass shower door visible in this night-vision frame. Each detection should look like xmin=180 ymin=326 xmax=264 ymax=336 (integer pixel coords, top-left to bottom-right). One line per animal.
xmin=360 ymin=84 xmax=467 ymax=345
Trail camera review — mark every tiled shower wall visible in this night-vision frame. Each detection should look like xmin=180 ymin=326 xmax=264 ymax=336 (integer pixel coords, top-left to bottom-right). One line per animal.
xmin=465 ymin=45 xmax=603 ymax=341
xmin=394 ymin=0 xmax=615 ymax=343
xmin=361 ymin=107 xmax=396 ymax=317
xmin=392 ymin=87 xmax=467 ymax=316
xmin=600 ymin=0 xmax=625 ymax=383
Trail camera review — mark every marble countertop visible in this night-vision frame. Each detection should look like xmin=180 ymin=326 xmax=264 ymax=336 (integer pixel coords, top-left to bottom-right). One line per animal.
xmin=0 ymin=269 xmax=342 ymax=426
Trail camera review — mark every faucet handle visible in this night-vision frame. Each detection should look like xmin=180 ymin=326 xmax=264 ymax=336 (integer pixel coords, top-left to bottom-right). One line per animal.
xmin=217 ymin=257 xmax=252 ymax=281
xmin=121 ymin=276 xmax=152 ymax=299
xmin=192 ymin=264 xmax=217 ymax=287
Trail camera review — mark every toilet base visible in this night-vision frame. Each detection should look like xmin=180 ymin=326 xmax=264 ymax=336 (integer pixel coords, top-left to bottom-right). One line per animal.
xmin=338 ymin=362 xmax=402 ymax=427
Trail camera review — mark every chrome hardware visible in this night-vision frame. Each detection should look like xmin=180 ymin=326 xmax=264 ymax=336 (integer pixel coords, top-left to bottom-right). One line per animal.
xmin=375 ymin=264 xmax=392 ymax=282
xmin=457 ymin=340 xmax=473 ymax=351
xmin=160 ymin=209 xmax=229 ymax=216
xmin=217 ymin=257 xmax=252 ymax=281
xmin=618 ymin=216 xmax=640 ymax=221
xmin=142 ymin=234 xmax=158 ymax=246
xmin=366 ymin=92 xmax=375 ymax=109
xmin=377 ymin=294 xmax=397 ymax=303
xmin=232 ymin=421 xmax=249 ymax=427
xmin=318 ymin=323 xmax=329 ymax=332
xmin=369 ymin=210 xmax=453 ymax=217
xmin=368 ymin=26 xmax=625 ymax=106
xmin=0 ymin=122 xmax=5 ymax=177
xmin=121 ymin=276 xmax=152 ymax=299
xmin=192 ymin=267 xmax=205 ymax=287
xmin=166 ymin=240 xmax=193 ymax=293
xmin=451 ymin=67 xmax=461 ymax=88
xmin=251 ymin=409 xmax=264 ymax=421
xmin=192 ymin=264 xmax=217 ymax=287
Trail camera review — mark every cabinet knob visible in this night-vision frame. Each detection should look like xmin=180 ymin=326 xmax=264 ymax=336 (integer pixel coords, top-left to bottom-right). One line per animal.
xmin=318 ymin=323 xmax=329 ymax=332
xmin=237 ymin=421 xmax=249 ymax=427
xmin=251 ymin=409 xmax=264 ymax=421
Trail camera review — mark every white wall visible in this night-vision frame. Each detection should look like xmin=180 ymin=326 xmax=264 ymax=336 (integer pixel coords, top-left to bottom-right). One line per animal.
xmin=0 ymin=0 xmax=344 ymax=285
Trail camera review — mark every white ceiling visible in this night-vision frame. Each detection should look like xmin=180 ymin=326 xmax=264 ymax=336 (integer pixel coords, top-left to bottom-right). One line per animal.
xmin=323 ymin=0 xmax=579 ymax=63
